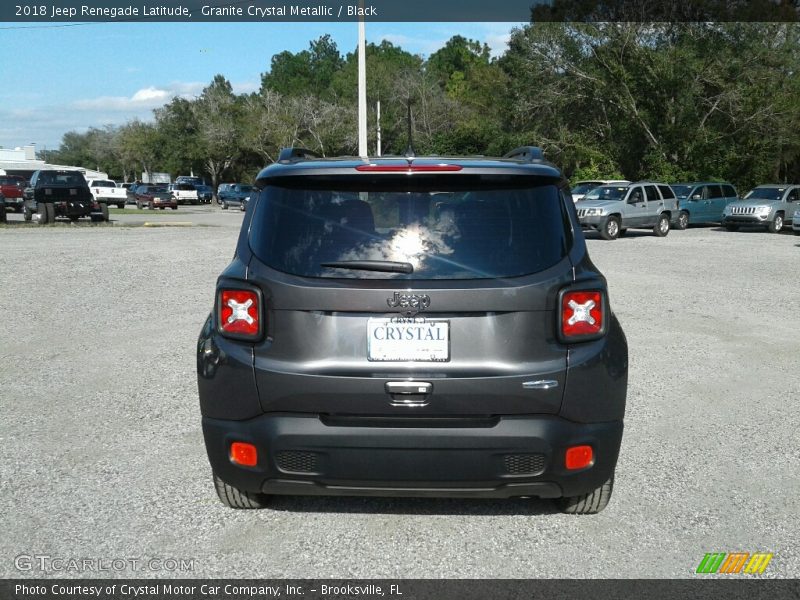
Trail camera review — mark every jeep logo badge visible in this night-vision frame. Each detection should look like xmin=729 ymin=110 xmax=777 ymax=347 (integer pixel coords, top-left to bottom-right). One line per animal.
xmin=387 ymin=292 xmax=431 ymax=313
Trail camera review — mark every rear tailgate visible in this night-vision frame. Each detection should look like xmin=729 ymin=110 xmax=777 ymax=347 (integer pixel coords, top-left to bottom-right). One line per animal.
xmin=244 ymin=174 xmax=574 ymax=417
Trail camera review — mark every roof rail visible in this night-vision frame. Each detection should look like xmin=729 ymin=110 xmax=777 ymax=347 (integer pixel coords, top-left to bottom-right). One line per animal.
xmin=503 ymin=146 xmax=544 ymax=162
xmin=277 ymin=147 xmax=323 ymax=162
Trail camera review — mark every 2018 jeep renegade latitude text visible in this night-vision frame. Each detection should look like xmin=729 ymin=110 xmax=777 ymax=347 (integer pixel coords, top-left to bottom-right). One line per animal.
xmin=197 ymin=147 xmax=628 ymax=514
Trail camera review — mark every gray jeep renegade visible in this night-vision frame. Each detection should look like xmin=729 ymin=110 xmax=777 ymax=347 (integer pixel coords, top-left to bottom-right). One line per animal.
xmin=197 ymin=147 xmax=628 ymax=514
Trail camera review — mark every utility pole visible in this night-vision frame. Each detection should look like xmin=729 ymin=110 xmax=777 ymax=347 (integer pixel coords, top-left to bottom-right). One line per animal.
xmin=376 ymin=100 xmax=382 ymax=157
xmin=357 ymin=2 xmax=368 ymax=159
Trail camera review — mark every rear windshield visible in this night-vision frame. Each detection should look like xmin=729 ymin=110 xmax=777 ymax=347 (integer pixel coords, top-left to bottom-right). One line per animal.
xmin=38 ymin=172 xmax=86 ymax=185
xmin=91 ymin=180 xmax=116 ymax=187
xmin=250 ymin=176 xmax=569 ymax=280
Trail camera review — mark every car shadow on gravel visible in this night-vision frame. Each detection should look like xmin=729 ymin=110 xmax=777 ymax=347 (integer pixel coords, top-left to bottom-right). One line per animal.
xmin=263 ymin=495 xmax=560 ymax=516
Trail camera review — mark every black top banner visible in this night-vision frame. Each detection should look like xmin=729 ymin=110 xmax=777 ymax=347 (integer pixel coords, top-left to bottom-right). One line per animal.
xmin=2 ymin=0 xmax=799 ymax=22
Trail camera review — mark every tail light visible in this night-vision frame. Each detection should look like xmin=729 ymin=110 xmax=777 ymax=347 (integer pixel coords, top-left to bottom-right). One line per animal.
xmin=230 ymin=442 xmax=258 ymax=467
xmin=558 ymin=288 xmax=607 ymax=342
xmin=565 ymin=445 xmax=594 ymax=470
xmin=217 ymin=288 xmax=263 ymax=341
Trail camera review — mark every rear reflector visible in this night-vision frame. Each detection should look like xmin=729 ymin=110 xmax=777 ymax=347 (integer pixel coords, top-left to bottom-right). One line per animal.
xmin=565 ymin=445 xmax=594 ymax=470
xmin=219 ymin=289 xmax=260 ymax=338
xmin=355 ymin=165 xmax=463 ymax=172
xmin=230 ymin=442 xmax=258 ymax=467
xmin=560 ymin=290 xmax=604 ymax=340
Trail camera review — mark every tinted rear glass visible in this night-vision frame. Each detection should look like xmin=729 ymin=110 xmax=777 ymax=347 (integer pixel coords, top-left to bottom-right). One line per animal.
xmin=250 ymin=177 xmax=568 ymax=280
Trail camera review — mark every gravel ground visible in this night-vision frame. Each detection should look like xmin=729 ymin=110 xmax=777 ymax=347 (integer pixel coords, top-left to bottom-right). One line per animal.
xmin=1 ymin=208 xmax=798 ymax=579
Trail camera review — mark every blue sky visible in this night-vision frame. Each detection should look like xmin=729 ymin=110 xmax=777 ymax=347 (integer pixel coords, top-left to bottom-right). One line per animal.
xmin=0 ymin=22 xmax=521 ymax=150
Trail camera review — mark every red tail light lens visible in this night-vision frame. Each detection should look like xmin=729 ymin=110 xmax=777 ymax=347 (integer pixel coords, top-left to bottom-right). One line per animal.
xmin=219 ymin=289 xmax=261 ymax=339
xmin=560 ymin=290 xmax=605 ymax=340
xmin=230 ymin=442 xmax=258 ymax=467
xmin=565 ymin=445 xmax=594 ymax=470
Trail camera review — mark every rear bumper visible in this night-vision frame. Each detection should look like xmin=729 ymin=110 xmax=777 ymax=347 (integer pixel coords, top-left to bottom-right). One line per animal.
xmin=203 ymin=413 xmax=623 ymax=499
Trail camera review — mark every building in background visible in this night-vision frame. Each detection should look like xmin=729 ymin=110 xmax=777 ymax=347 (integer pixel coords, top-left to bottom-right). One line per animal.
xmin=0 ymin=145 xmax=107 ymax=181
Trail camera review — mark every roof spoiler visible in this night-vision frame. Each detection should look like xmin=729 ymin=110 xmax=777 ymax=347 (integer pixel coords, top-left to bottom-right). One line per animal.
xmin=277 ymin=147 xmax=323 ymax=162
xmin=503 ymin=146 xmax=544 ymax=162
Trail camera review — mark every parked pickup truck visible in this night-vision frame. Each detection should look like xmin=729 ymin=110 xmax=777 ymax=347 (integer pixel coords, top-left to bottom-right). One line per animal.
xmin=87 ymin=179 xmax=127 ymax=209
xmin=0 ymin=175 xmax=26 ymax=212
xmin=23 ymin=169 xmax=108 ymax=224
xmin=169 ymin=183 xmax=199 ymax=205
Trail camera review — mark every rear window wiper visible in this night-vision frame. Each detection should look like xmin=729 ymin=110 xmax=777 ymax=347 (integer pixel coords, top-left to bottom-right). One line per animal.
xmin=320 ymin=260 xmax=414 ymax=274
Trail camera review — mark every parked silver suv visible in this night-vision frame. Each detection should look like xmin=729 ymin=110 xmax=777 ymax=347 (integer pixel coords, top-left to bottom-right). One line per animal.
xmin=721 ymin=184 xmax=800 ymax=233
xmin=576 ymin=182 xmax=678 ymax=240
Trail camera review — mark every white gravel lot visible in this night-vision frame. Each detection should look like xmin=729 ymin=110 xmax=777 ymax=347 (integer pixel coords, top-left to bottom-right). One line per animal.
xmin=1 ymin=207 xmax=798 ymax=578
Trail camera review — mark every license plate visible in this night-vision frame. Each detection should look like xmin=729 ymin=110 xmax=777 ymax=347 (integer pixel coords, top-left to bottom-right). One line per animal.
xmin=367 ymin=318 xmax=449 ymax=362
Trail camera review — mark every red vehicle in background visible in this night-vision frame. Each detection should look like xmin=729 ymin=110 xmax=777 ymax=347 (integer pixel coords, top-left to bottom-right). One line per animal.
xmin=0 ymin=175 xmax=26 ymax=212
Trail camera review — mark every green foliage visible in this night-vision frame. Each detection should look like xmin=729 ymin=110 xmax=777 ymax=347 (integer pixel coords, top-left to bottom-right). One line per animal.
xmin=48 ymin=26 xmax=800 ymax=189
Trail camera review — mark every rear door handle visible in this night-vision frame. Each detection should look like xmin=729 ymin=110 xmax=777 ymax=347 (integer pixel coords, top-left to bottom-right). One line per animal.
xmin=385 ymin=381 xmax=432 ymax=395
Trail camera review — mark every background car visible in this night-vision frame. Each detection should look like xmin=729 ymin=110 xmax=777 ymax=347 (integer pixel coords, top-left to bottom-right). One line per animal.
xmin=722 ymin=184 xmax=800 ymax=233
xmin=0 ymin=175 xmax=26 ymax=212
xmin=217 ymin=183 xmax=255 ymax=209
xmin=670 ymin=182 xmax=738 ymax=229
xmin=570 ymin=179 xmax=630 ymax=202
xmin=195 ymin=184 xmax=214 ymax=204
xmin=135 ymin=185 xmax=177 ymax=210
xmin=576 ymin=182 xmax=678 ymax=240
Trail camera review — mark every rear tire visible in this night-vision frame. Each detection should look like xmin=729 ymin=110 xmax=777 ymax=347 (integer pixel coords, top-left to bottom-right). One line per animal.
xmin=221 ymin=202 xmax=228 ymax=210
xmin=136 ymin=202 xmax=143 ymax=210
xmin=117 ymin=202 xmax=124 ymax=209
xmin=213 ymin=473 xmax=271 ymax=509
xmin=23 ymin=206 xmax=33 ymax=221
xmin=101 ymin=203 xmax=109 ymax=222
xmin=557 ymin=476 xmax=614 ymax=515
xmin=767 ymin=213 xmax=783 ymax=233
xmin=600 ymin=216 xmax=620 ymax=240
xmin=677 ymin=211 xmax=689 ymax=230
xmin=654 ymin=213 xmax=670 ymax=237
xmin=37 ymin=202 xmax=53 ymax=225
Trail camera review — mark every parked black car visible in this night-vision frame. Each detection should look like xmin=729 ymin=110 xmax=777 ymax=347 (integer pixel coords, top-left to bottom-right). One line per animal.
xmin=217 ymin=183 xmax=255 ymax=210
xmin=23 ymin=170 xmax=107 ymax=224
xmin=198 ymin=147 xmax=628 ymax=514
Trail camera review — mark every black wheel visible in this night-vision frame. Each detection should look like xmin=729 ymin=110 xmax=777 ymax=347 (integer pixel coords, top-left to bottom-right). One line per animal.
xmin=37 ymin=202 xmax=53 ymax=225
xmin=654 ymin=213 xmax=670 ymax=237
xmin=794 ymin=229 xmax=800 ymax=236
xmin=213 ymin=473 xmax=271 ymax=509
xmin=149 ymin=202 xmax=155 ymax=210
xmin=767 ymin=213 xmax=784 ymax=233
xmin=159 ymin=206 xmax=165 ymax=210
xmin=724 ymin=224 xmax=739 ymax=231
xmin=136 ymin=202 xmax=142 ymax=210
xmin=676 ymin=211 xmax=689 ymax=230
xmin=117 ymin=202 xmax=124 ymax=209
xmin=0 ymin=203 xmax=6 ymax=224
xmin=221 ymin=202 xmax=228 ymax=210
xmin=600 ymin=216 xmax=620 ymax=240
xmin=69 ymin=215 xmax=79 ymax=222
xmin=171 ymin=206 xmax=178 ymax=210
xmin=23 ymin=206 xmax=33 ymax=222
xmin=100 ymin=203 xmax=109 ymax=222
xmin=557 ymin=476 xmax=614 ymax=515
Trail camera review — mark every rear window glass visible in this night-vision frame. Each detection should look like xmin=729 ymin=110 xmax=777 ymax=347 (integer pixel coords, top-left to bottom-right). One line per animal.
xmin=250 ymin=177 xmax=568 ymax=280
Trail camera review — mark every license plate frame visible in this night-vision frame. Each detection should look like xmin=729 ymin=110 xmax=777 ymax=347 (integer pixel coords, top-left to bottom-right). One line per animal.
xmin=367 ymin=317 xmax=450 ymax=362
